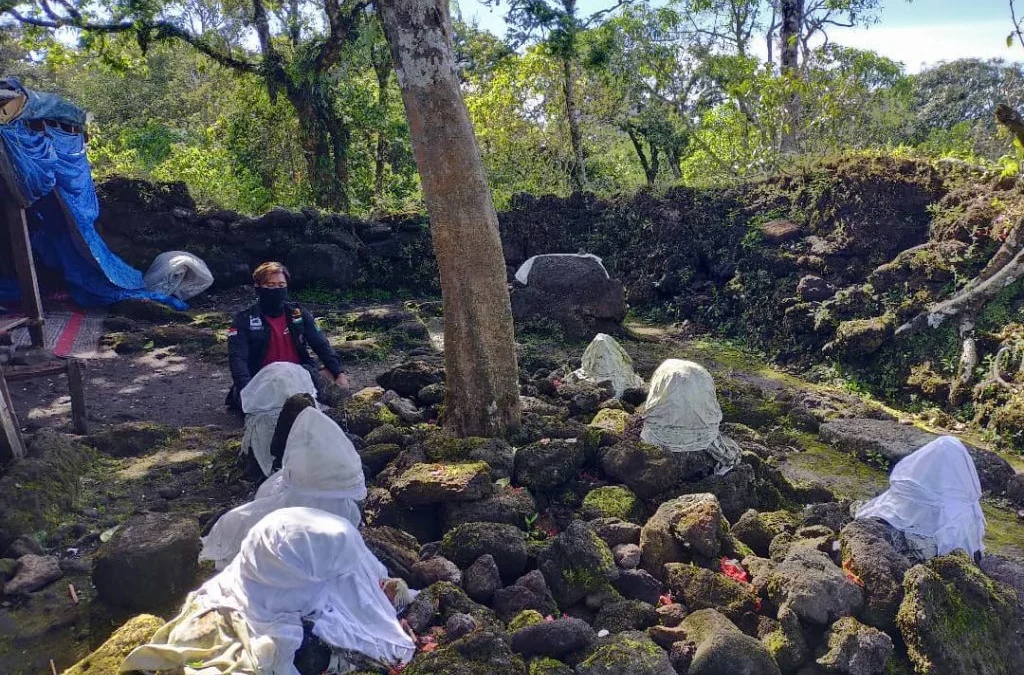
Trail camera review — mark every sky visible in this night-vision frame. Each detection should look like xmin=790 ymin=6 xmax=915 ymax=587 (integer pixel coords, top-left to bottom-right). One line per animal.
xmin=456 ymin=0 xmax=1022 ymax=73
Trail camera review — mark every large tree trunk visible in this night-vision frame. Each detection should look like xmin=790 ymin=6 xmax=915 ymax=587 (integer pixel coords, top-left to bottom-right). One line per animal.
xmin=378 ymin=0 xmax=522 ymax=436
xmin=778 ymin=0 xmax=802 ymax=154
xmin=373 ymin=49 xmax=392 ymax=206
xmin=562 ymin=55 xmax=588 ymax=192
xmin=289 ymin=83 xmax=351 ymax=212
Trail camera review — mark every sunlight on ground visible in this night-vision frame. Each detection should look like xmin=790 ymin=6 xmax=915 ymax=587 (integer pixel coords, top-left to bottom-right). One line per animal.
xmin=118 ymin=448 xmax=206 ymax=480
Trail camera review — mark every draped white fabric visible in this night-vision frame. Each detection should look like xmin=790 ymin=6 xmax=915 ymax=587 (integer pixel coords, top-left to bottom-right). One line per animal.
xmin=239 ymin=363 xmax=318 ymax=476
xmin=567 ymin=333 xmax=643 ymax=397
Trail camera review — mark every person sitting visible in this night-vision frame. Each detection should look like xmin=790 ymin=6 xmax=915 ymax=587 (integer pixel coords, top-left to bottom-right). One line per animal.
xmin=200 ymin=407 xmax=366 ymax=570
xmin=121 ymin=507 xmax=417 ymax=675
xmin=226 ymin=262 xmax=348 ymax=411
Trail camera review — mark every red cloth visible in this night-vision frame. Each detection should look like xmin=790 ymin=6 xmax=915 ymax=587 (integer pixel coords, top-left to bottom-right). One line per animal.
xmin=260 ymin=313 xmax=302 ymax=368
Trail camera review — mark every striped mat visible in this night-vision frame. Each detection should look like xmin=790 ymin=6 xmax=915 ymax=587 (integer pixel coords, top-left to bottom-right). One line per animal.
xmin=9 ymin=309 xmax=107 ymax=357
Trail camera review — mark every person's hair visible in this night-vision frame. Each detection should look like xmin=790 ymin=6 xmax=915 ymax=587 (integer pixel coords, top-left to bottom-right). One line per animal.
xmin=253 ymin=262 xmax=290 ymax=286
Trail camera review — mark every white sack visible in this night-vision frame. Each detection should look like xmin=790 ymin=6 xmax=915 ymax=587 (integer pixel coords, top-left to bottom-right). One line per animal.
xmin=640 ymin=359 xmax=741 ymax=474
xmin=202 ymin=407 xmax=366 ymax=571
xmin=567 ymin=333 xmax=643 ymax=397
xmin=240 ymin=363 xmax=318 ymax=476
xmin=855 ymin=435 xmax=986 ymax=558
xmin=514 ymin=253 xmax=609 ymax=285
xmin=144 ymin=251 xmax=215 ymax=301
xmin=124 ymin=507 xmax=416 ymax=675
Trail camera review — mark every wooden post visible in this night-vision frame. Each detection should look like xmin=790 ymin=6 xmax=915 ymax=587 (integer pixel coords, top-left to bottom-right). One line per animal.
xmin=66 ymin=358 xmax=87 ymax=434
xmin=0 ymin=371 xmax=25 ymax=461
xmin=4 ymin=198 xmax=45 ymax=347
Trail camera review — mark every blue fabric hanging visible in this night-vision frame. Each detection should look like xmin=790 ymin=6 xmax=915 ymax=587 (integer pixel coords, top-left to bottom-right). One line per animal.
xmin=0 ymin=94 xmax=186 ymax=310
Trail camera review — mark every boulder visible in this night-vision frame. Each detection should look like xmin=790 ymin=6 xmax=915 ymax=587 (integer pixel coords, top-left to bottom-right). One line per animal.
xmin=613 ymin=543 xmax=641 ymax=569
xmin=575 ymin=630 xmax=675 ymax=675
xmin=640 ymin=494 xmax=725 ymax=581
xmin=591 ymin=518 xmax=642 ymax=548
xmin=403 ymin=581 xmax=502 ymax=636
xmin=391 ymin=462 xmax=493 ymax=506
xmin=62 ymin=614 xmax=165 ymax=675
xmin=979 ymin=553 xmax=1024 ymax=606
xmin=818 ymin=421 xmax=1012 ymax=492
xmin=733 ymin=510 xmax=797 ymax=559
xmin=510 ymin=618 xmax=596 ymax=659
xmin=1007 ymin=473 xmax=1024 ymax=507
xmin=412 ymin=556 xmax=463 ymax=587
xmin=362 ymin=526 xmax=422 ymax=583
xmin=538 ymin=521 xmax=619 ymax=606
xmin=839 ymin=519 xmax=910 ymax=632
xmin=800 ymin=502 xmax=853 ymax=534
xmin=286 ymin=243 xmax=358 ymax=287
xmin=612 ymin=569 xmax=665 ymax=606
xmin=377 ymin=361 xmax=444 ymax=398
xmin=337 ymin=387 xmax=399 ymax=436
xmin=685 ymin=462 xmax=758 ymax=522
xmin=766 ymin=550 xmax=864 ymax=626
xmin=761 ymin=219 xmax=802 ymax=244
xmin=796 ymin=275 xmax=834 ymax=302
xmin=664 ymin=563 xmax=759 ymax=620
xmin=350 ymin=307 xmax=417 ymax=330
xmin=586 ymin=409 xmax=632 ymax=449
xmin=417 ymin=383 xmax=447 ymax=406
xmin=677 ymin=609 xmax=782 ymax=675
xmin=816 ymin=617 xmax=893 ymax=675
xmin=89 ymin=422 xmax=179 ymax=457
xmin=442 ymin=523 xmax=528 ymax=584
xmin=493 ymin=570 xmax=559 ymax=621
xmin=510 ymin=255 xmax=627 ymax=339
xmin=4 ymin=535 xmax=44 ymax=558
xmin=467 ymin=439 xmax=516 ymax=481
xmin=898 ymin=552 xmax=1024 ymax=675
xmin=446 ymin=613 xmax=480 ymax=642
xmin=0 ymin=431 xmax=91 ymax=548
xmin=600 ymin=441 xmax=680 ymax=499
xmin=402 ymin=630 xmax=526 ymax=675
xmin=361 ymin=443 xmax=403 ymax=476
xmin=515 ymin=440 xmax=585 ymax=493
xmin=593 ymin=599 xmax=659 ymax=634
xmin=385 ymin=394 xmax=425 ymax=424
xmin=441 ymin=487 xmax=537 ymax=531
xmin=3 ymin=554 xmax=62 ymax=595
xmin=464 ymin=554 xmax=503 ymax=604
xmin=758 ymin=607 xmax=810 ymax=674
xmin=92 ymin=513 xmax=200 ymax=611
xmin=581 ymin=486 xmax=645 ymax=524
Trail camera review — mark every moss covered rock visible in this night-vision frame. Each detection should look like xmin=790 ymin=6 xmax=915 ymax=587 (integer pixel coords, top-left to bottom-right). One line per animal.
xmin=403 ymin=629 xmax=527 ymax=675
xmin=575 ymin=630 xmax=675 ymax=675
xmin=538 ymin=520 xmax=619 ymax=607
xmin=639 ymin=493 xmax=726 ymax=581
xmin=681 ymin=609 xmax=782 ymax=675
xmin=391 ymin=462 xmax=493 ymax=506
xmin=897 ymin=551 xmax=1024 ymax=675
xmin=514 ymin=439 xmax=585 ymax=493
xmin=663 ymin=563 xmax=760 ymax=621
xmin=816 ymin=616 xmax=893 ymax=675
xmin=585 ymin=408 xmax=632 ymax=450
xmin=825 ymin=314 xmax=894 ymax=359
xmin=582 ymin=486 xmax=645 ymax=524
xmin=767 ymin=549 xmax=863 ymax=626
xmin=600 ymin=441 xmax=680 ymax=499
xmin=0 ymin=431 xmax=92 ymax=548
xmin=528 ymin=657 xmax=573 ymax=675
xmin=839 ymin=519 xmax=911 ymax=633
xmin=337 ymin=387 xmax=400 ymax=436
xmin=442 ymin=523 xmax=528 ymax=584
xmin=89 ymin=422 xmax=179 ymax=457
xmin=732 ymin=509 xmax=797 ymax=558
xmin=62 ymin=614 xmax=165 ymax=675
xmin=509 ymin=609 xmax=546 ymax=633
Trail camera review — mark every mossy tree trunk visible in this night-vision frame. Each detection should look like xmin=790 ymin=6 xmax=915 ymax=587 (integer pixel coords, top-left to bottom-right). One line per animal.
xmin=378 ymin=0 xmax=522 ymax=437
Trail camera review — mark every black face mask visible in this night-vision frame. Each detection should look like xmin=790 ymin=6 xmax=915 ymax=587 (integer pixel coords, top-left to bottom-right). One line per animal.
xmin=257 ymin=287 xmax=288 ymax=316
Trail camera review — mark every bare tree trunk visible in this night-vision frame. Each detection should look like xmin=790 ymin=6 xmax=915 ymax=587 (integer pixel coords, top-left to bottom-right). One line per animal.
xmin=372 ymin=45 xmax=392 ymax=205
xmin=778 ymin=0 xmax=802 ymax=154
xmin=626 ymin=127 xmax=657 ymax=186
xmin=290 ymin=84 xmax=351 ymax=212
xmin=378 ymin=0 xmax=522 ymax=436
xmin=562 ymin=56 xmax=588 ymax=193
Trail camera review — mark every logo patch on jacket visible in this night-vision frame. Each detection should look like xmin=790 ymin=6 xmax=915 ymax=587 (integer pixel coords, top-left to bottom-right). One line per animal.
xmin=249 ymin=316 xmax=263 ymax=329
xmin=227 ymin=327 xmax=238 ymax=337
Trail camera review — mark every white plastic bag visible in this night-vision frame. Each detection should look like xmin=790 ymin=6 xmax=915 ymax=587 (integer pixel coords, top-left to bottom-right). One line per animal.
xmin=240 ymin=363 xmax=318 ymax=475
xmin=202 ymin=407 xmax=366 ymax=571
xmin=856 ymin=436 xmax=985 ymax=558
xmin=144 ymin=251 xmax=215 ymax=301
xmin=567 ymin=333 xmax=643 ymax=397
xmin=514 ymin=253 xmax=609 ymax=285
xmin=640 ymin=359 xmax=741 ymax=474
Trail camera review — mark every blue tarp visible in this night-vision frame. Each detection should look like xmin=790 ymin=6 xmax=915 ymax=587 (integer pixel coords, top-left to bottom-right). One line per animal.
xmin=0 ymin=78 xmax=185 ymax=310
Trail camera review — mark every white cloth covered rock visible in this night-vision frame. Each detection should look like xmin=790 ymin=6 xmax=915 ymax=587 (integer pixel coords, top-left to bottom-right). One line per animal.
xmin=855 ymin=435 xmax=985 ymax=559
xmin=640 ymin=359 xmax=740 ymax=474
xmin=567 ymin=333 xmax=643 ymax=398
xmin=201 ymin=407 xmax=365 ymax=570
xmin=123 ymin=507 xmax=415 ymax=675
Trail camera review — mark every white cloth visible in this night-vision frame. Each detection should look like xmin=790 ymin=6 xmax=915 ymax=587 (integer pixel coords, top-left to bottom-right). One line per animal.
xmin=640 ymin=359 xmax=741 ymax=474
xmin=855 ymin=435 xmax=986 ymax=558
xmin=202 ymin=408 xmax=366 ymax=570
xmin=124 ymin=507 xmax=416 ymax=675
xmin=240 ymin=363 xmax=318 ymax=476
xmin=567 ymin=333 xmax=643 ymax=398
xmin=144 ymin=251 xmax=215 ymax=301
xmin=514 ymin=253 xmax=609 ymax=285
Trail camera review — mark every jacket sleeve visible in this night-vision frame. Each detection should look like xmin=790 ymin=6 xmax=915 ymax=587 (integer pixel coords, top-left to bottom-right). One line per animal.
xmin=304 ymin=309 xmax=344 ymax=376
xmin=228 ymin=313 xmax=253 ymax=390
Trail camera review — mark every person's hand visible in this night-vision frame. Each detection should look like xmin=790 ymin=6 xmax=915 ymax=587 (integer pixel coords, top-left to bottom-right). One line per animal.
xmin=334 ymin=372 xmax=349 ymax=388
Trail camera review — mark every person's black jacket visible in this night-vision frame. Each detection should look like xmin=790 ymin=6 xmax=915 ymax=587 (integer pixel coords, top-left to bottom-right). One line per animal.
xmin=227 ymin=301 xmax=343 ymax=392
